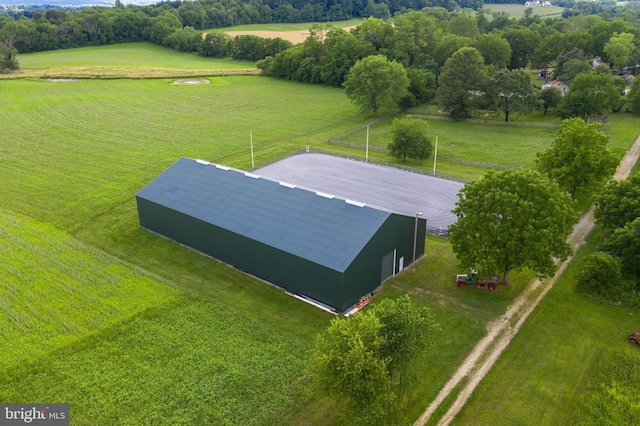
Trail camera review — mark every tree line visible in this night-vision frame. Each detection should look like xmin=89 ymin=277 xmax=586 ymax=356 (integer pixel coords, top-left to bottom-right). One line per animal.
xmin=0 ymin=0 xmax=472 ymax=57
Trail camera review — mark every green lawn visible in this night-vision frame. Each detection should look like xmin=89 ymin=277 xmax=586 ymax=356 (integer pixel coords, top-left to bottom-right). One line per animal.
xmin=450 ymin=227 xmax=640 ymax=425
xmin=17 ymin=42 xmax=255 ymax=69
xmin=340 ymin=117 xmax=558 ymax=170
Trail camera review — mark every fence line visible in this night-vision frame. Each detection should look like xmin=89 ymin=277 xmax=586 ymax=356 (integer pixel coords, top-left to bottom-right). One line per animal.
xmin=306 ymin=147 xmax=471 ymax=183
xmin=426 ymin=225 xmax=450 ymax=238
xmin=404 ymin=113 xmax=561 ymax=128
xmin=327 ymin=139 xmax=513 ymax=172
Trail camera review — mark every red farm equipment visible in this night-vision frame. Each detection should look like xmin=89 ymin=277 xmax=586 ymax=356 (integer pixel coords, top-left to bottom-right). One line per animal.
xmin=456 ymin=270 xmax=500 ymax=291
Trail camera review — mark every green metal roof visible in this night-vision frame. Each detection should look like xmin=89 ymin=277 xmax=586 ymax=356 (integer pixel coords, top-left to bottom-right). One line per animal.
xmin=137 ymin=157 xmax=392 ymax=272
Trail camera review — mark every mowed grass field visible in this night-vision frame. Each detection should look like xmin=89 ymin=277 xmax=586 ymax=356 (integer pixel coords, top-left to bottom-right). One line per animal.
xmin=2 ymin=41 xmax=640 ymax=425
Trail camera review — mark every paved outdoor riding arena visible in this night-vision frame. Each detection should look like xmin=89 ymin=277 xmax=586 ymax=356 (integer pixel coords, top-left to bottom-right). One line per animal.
xmin=256 ymin=153 xmax=464 ymax=230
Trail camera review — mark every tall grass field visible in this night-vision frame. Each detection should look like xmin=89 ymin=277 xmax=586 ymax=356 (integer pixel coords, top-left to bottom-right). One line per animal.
xmin=1 ymin=41 xmax=640 ymax=425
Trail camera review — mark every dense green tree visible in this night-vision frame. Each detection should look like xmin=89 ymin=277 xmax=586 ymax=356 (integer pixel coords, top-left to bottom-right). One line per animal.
xmin=532 ymin=32 xmax=589 ymax=66
xmin=391 ymin=11 xmax=440 ymax=68
xmin=553 ymin=47 xmax=588 ymax=81
xmin=401 ymin=67 xmax=437 ymax=108
xmin=473 ymin=33 xmax=511 ymax=68
xmin=540 ymin=86 xmax=563 ymax=115
xmin=0 ymin=39 xmax=18 ymax=71
xmin=343 ymin=55 xmax=409 ymax=115
xmin=575 ymin=252 xmax=624 ymax=297
xmin=487 ymin=68 xmax=539 ymax=121
xmin=604 ymin=32 xmax=636 ymax=73
xmin=437 ymin=47 xmax=488 ymax=120
xmin=586 ymin=19 xmax=633 ymax=61
xmin=351 ymin=17 xmax=394 ymax=52
xmin=144 ymin=11 xmax=181 ymax=45
xmin=317 ymin=27 xmax=374 ymax=86
xmin=503 ymin=27 xmax=541 ymax=69
xmin=448 ymin=169 xmax=577 ymax=283
xmin=164 ymin=26 xmax=201 ymax=52
xmin=370 ymin=295 xmax=440 ymax=384
xmin=310 ymin=295 xmax=439 ymax=423
xmin=536 ymin=118 xmax=618 ymax=199
xmin=388 ymin=117 xmax=432 ymax=161
xmin=559 ymin=72 xmax=622 ymax=121
xmin=556 ymin=58 xmax=592 ymax=83
xmin=627 ymin=76 xmax=640 ymax=113
xmin=198 ymin=32 xmax=230 ymax=57
xmin=601 ymin=218 xmax=640 ymax=278
xmin=448 ymin=14 xmax=480 ymax=39
xmin=433 ymin=34 xmax=472 ymax=71
xmin=310 ymin=311 xmax=395 ymax=424
xmin=595 ymin=175 xmax=640 ymax=231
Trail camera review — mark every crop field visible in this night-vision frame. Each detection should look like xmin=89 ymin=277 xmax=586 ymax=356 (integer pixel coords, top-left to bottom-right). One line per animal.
xmin=484 ymin=3 xmax=565 ymax=18
xmin=2 ymin=42 xmax=640 ymax=425
xmin=209 ymin=18 xmax=362 ymax=33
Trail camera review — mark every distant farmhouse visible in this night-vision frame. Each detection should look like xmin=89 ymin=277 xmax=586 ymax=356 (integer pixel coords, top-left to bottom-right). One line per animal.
xmin=136 ymin=158 xmax=426 ymax=313
xmin=542 ymin=80 xmax=569 ymax=94
xmin=525 ymin=1 xmax=552 ymax=6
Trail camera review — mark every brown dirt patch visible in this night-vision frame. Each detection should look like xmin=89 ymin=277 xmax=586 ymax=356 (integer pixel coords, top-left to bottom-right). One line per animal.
xmin=171 ymin=79 xmax=210 ymax=85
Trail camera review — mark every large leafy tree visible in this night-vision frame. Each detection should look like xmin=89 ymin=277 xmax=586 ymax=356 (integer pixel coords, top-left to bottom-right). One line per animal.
xmin=558 ymin=72 xmax=622 ymax=121
xmin=311 ymin=310 xmax=395 ymax=424
xmin=473 ymin=33 xmax=511 ymax=69
xmin=627 ymin=76 xmax=640 ymax=113
xmin=540 ymin=86 xmax=562 ymax=115
xmin=604 ymin=32 xmax=635 ymax=73
xmin=601 ymin=218 xmax=640 ymax=278
xmin=343 ymin=55 xmax=409 ymax=115
xmin=310 ymin=296 xmax=439 ymax=424
xmin=391 ymin=11 xmax=440 ymax=68
xmin=388 ymin=117 xmax=432 ymax=161
xmin=448 ymin=169 xmax=577 ymax=283
xmin=0 ymin=40 xmax=19 ymax=72
xmin=503 ymin=27 xmax=541 ymax=69
xmin=595 ymin=174 xmax=640 ymax=231
xmin=536 ymin=118 xmax=618 ymax=199
xmin=487 ymin=68 xmax=538 ymax=121
xmin=437 ymin=47 xmax=488 ymax=120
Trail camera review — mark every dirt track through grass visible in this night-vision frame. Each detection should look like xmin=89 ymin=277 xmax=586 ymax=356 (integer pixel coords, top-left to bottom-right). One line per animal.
xmin=414 ymin=133 xmax=640 ymax=426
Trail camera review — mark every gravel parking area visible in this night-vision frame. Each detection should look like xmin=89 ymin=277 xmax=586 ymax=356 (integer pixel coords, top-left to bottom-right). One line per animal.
xmin=256 ymin=153 xmax=464 ymax=229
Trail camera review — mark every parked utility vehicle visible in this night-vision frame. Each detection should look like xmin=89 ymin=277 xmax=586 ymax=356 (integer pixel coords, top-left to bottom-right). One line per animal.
xmin=456 ymin=270 xmax=500 ymax=291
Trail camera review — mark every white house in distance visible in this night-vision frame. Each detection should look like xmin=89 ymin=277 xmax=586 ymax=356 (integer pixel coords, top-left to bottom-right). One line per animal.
xmin=542 ymin=80 xmax=569 ymax=94
xmin=525 ymin=1 xmax=552 ymax=6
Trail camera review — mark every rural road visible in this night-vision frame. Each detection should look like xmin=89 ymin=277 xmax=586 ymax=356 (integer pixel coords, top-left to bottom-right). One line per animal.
xmin=414 ymin=134 xmax=640 ymax=426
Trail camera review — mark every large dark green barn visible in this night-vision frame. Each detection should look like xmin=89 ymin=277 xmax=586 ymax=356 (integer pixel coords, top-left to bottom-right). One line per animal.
xmin=136 ymin=157 xmax=425 ymax=313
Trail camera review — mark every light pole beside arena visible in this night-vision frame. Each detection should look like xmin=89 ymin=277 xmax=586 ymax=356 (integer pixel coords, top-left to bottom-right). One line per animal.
xmin=413 ymin=212 xmax=423 ymax=270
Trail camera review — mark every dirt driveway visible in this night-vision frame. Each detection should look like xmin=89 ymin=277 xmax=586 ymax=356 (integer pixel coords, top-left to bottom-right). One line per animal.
xmin=414 ymin=134 xmax=640 ymax=426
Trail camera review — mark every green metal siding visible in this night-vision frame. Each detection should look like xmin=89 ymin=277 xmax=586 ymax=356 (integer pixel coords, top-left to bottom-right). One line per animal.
xmin=137 ymin=197 xmax=345 ymax=310
xmin=342 ymin=215 xmax=426 ymax=310
xmin=136 ymin=158 xmax=427 ymax=313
